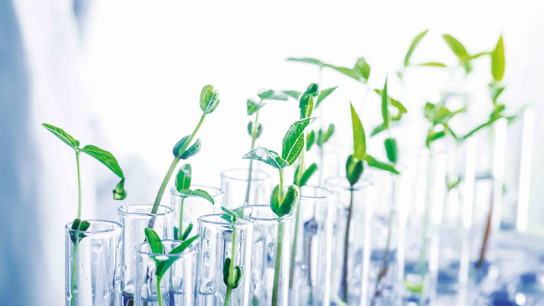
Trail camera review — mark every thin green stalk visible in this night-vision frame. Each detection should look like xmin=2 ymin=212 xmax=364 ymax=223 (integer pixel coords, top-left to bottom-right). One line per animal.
xmin=76 ymin=151 xmax=82 ymax=219
xmin=372 ymin=182 xmax=396 ymax=303
xmin=272 ymin=170 xmax=285 ymax=306
xmin=341 ymin=188 xmax=355 ymax=303
xmin=272 ymin=222 xmax=285 ymax=306
xmin=149 ymin=113 xmax=206 ymax=227
xmin=70 ymin=243 xmax=78 ymax=305
xmin=156 ymin=277 xmax=163 ymax=306
xmin=289 ymin=149 xmax=305 ymax=288
xmin=244 ymin=111 xmax=260 ymax=205
xmin=225 ymin=221 xmax=237 ymax=306
xmin=178 ymin=198 xmax=185 ymax=239
xmin=478 ymin=124 xmax=496 ymax=268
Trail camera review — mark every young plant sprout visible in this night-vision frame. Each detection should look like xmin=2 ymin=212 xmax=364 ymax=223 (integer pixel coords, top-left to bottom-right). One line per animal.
xmin=148 ymin=84 xmax=220 ymax=228
xmin=397 ymin=29 xmax=447 ymax=81
xmin=42 ymin=123 xmax=126 ymax=306
xmin=174 ymin=163 xmax=214 ymax=240
xmin=342 ymin=104 xmax=399 ymax=303
xmin=244 ymin=90 xmax=288 ymax=205
xmin=243 ymin=118 xmax=312 ymax=306
xmin=368 ymin=78 xmax=408 ymax=303
xmin=144 ymin=228 xmax=198 ymax=306
xmin=220 ymin=206 xmax=245 ymax=305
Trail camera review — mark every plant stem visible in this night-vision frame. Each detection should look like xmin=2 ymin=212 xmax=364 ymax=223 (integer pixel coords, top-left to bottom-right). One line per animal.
xmin=372 ymin=181 xmax=396 ymax=303
xmin=149 ymin=113 xmax=207 ymax=227
xmin=70 ymin=242 xmax=79 ymax=305
xmin=156 ymin=277 xmax=163 ymax=306
xmin=225 ymin=219 xmax=237 ymax=306
xmin=272 ymin=170 xmax=285 ymax=306
xmin=272 ymin=221 xmax=285 ymax=306
xmin=75 ymin=151 xmax=82 ymax=219
xmin=289 ymin=149 xmax=305 ymax=288
xmin=244 ymin=111 xmax=260 ymax=205
xmin=178 ymin=198 xmax=185 ymax=239
xmin=341 ymin=188 xmax=355 ymax=303
xmin=478 ymin=124 xmax=496 ymax=268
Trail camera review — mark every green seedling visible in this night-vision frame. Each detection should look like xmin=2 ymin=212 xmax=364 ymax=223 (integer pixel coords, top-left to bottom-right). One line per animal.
xmin=174 ymin=163 xmax=214 ymax=240
xmin=220 ymin=206 xmax=245 ymax=305
xmin=244 ymin=89 xmax=288 ymax=205
xmin=42 ymin=123 xmax=126 ymax=306
xmin=243 ymin=118 xmax=311 ymax=306
xmin=144 ymin=228 xmax=198 ymax=306
xmin=341 ymin=104 xmax=399 ymax=303
xmin=148 ymin=85 xmax=220 ymax=228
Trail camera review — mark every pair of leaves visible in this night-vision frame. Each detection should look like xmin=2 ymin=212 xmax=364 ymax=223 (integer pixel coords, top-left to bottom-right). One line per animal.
xmin=442 ymin=34 xmax=488 ymax=74
xmin=172 ymin=135 xmax=202 ymax=160
xmin=287 ymin=57 xmax=371 ymax=84
xmin=200 ymin=85 xmax=220 ymax=114
xmin=424 ymin=102 xmax=466 ymax=126
xmin=42 ymin=123 xmax=127 ymax=200
xmin=243 ymin=118 xmax=313 ymax=168
xmin=175 ymin=223 xmax=194 ymax=241
xmin=306 ymin=124 xmax=335 ymax=151
xmin=174 ymin=163 xmax=214 ymax=204
xmin=348 ymin=104 xmax=399 ymax=185
xmin=220 ymin=206 xmax=244 ymax=224
xmin=247 ymin=121 xmax=263 ymax=139
xmin=270 ymin=184 xmax=300 ymax=217
xmin=294 ymin=163 xmax=318 ymax=187
xmin=282 ymin=86 xmax=338 ymax=110
xmin=144 ymin=228 xmax=199 ymax=280
xmin=70 ymin=218 xmax=90 ymax=243
xmin=223 ymin=257 xmax=243 ymax=289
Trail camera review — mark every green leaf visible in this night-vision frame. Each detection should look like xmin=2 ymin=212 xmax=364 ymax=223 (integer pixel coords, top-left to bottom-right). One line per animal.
xmin=306 ymin=130 xmax=315 ymax=151
xmin=200 ymin=85 xmax=220 ymax=114
xmin=414 ymin=62 xmax=447 ymax=68
xmin=258 ymin=89 xmax=288 ymax=101
xmin=223 ymin=257 xmax=232 ymax=286
xmin=426 ymin=129 xmax=446 ymax=147
xmin=281 ymin=118 xmax=312 ymax=165
xmin=180 ymin=223 xmax=193 ymax=241
xmin=42 ymin=123 xmax=80 ymax=148
xmin=81 ymin=145 xmax=124 ymax=179
xmin=317 ymin=124 xmax=335 ymax=146
xmin=170 ymin=235 xmax=199 ymax=255
xmin=113 ymin=179 xmax=127 ymax=200
xmin=442 ymin=34 xmax=469 ymax=60
xmin=489 ymin=83 xmax=506 ymax=103
xmin=447 ymin=176 xmax=462 ymax=190
xmin=282 ymin=90 xmax=301 ymax=100
xmin=145 ymin=228 xmax=164 ymax=255
xmin=243 ymin=147 xmax=288 ymax=169
xmin=491 ymin=35 xmax=505 ymax=82
xmin=315 ymin=86 xmax=338 ymax=109
xmin=353 ymin=57 xmax=371 ymax=82
xmin=350 ymin=103 xmax=366 ymax=160
xmin=180 ymin=139 xmax=201 ymax=160
xmin=175 ymin=164 xmax=192 ymax=191
xmin=247 ymin=99 xmax=266 ymax=116
xmin=345 ymin=155 xmax=364 ymax=186
xmin=370 ymin=123 xmax=387 ymax=137
xmin=175 ymin=189 xmax=214 ymax=205
xmin=286 ymin=57 xmax=325 ymax=66
xmin=384 ymin=138 xmax=398 ymax=164
xmin=470 ymin=52 xmax=489 ymax=60
xmin=404 ymin=29 xmax=429 ymax=66
xmin=364 ymin=155 xmax=400 ymax=174
xmin=299 ymin=95 xmax=314 ymax=119
xmin=70 ymin=218 xmax=91 ymax=243
xmin=381 ymin=78 xmax=390 ymax=130
xmin=298 ymin=163 xmax=318 ymax=187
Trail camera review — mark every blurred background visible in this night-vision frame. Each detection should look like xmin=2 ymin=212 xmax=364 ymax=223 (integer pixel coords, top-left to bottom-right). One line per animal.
xmin=1 ymin=1 xmax=543 ymax=304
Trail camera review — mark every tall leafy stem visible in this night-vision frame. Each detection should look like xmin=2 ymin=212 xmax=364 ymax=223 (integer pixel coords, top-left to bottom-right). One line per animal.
xmin=244 ymin=90 xmax=288 ymax=205
xmin=148 ymin=85 xmax=220 ymax=228
xmin=220 ymin=206 xmax=245 ymax=305
xmin=243 ymin=118 xmax=311 ymax=306
xmin=341 ymin=104 xmax=399 ymax=303
xmin=42 ymin=123 xmax=126 ymax=306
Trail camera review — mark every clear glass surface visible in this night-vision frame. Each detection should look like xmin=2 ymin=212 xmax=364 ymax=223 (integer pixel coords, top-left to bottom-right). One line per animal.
xmin=220 ymin=168 xmax=271 ymax=208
